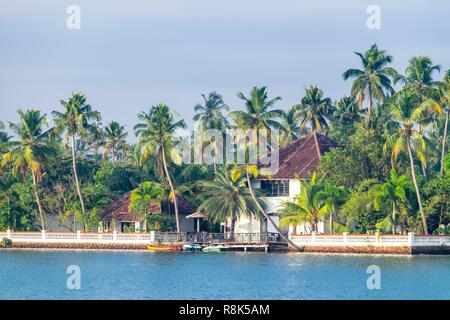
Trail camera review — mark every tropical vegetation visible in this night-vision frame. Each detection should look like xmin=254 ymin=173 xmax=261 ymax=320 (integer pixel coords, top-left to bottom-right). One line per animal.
xmin=0 ymin=44 xmax=449 ymax=236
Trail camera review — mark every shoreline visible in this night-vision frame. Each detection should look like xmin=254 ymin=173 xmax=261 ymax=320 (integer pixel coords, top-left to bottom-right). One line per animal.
xmin=1 ymin=242 xmax=449 ymax=256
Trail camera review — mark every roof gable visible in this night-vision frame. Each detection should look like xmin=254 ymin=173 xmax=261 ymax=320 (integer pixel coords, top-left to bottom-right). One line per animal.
xmin=261 ymin=132 xmax=340 ymax=179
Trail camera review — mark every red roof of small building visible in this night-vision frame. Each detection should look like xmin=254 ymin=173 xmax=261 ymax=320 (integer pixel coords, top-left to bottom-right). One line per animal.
xmin=259 ymin=132 xmax=341 ymax=179
xmin=101 ymin=192 xmax=197 ymax=222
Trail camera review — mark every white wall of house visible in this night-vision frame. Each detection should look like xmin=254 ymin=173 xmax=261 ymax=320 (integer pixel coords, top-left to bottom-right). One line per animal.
xmin=230 ymin=179 xmax=299 ymax=234
xmin=231 ymin=178 xmax=329 ymax=235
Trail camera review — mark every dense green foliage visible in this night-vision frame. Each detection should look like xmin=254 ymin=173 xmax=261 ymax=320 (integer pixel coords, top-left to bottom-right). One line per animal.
xmin=0 ymin=44 xmax=449 ymax=235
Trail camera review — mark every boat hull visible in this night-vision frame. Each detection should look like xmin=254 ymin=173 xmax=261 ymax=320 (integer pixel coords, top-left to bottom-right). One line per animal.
xmin=147 ymin=245 xmax=181 ymax=252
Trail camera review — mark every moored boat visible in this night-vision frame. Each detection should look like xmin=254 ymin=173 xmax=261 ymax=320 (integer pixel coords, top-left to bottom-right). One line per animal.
xmin=147 ymin=245 xmax=181 ymax=252
xmin=202 ymin=245 xmax=228 ymax=252
xmin=182 ymin=244 xmax=204 ymax=251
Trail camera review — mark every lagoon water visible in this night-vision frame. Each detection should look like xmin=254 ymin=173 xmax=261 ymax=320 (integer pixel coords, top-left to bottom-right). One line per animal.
xmin=0 ymin=250 xmax=449 ymax=300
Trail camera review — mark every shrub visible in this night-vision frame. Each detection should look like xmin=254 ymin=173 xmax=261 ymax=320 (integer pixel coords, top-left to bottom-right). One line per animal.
xmin=0 ymin=238 xmax=12 ymax=248
xmin=147 ymin=214 xmax=176 ymax=232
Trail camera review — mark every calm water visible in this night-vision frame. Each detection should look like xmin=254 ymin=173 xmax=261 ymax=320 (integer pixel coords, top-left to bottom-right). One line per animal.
xmin=0 ymin=250 xmax=449 ymax=300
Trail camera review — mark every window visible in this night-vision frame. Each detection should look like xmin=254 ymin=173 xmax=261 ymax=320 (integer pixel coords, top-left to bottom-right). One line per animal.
xmin=260 ymin=180 xmax=289 ymax=197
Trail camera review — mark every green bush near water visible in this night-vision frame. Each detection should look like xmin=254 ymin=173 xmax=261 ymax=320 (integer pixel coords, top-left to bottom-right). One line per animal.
xmin=0 ymin=238 xmax=12 ymax=248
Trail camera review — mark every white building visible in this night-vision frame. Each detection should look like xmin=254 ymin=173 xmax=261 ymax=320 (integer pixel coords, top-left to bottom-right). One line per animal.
xmin=231 ymin=132 xmax=340 ymax=235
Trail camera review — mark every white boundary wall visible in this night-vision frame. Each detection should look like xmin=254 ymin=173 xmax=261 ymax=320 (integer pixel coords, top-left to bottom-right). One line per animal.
xmin=289 ymin=232 xmax=450 ymax=247
xmin=1 ymin=231 xmax=450 ymax=247
xmin=0 ymin=231 xmax=155 ymax=244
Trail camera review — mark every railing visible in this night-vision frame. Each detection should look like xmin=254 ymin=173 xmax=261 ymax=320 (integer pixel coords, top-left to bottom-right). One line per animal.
xmin=1 ymin=231 xmax=449 ymax=247
xmin=154 ymin=232 xmax=268 ymax=244
xmin=0 ymin=230 xmax=153 ymax=244
xmin=0 ymin=230 xmax=269 ymax=245
xmin=289 ymin=232 xmax=450 ymax=247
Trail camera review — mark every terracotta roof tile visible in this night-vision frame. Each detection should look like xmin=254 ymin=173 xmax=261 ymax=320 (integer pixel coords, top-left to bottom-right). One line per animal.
xmin=260 ymin=132 xmax=341 ymax=179
xmin=101 ymin=192 xmax=197 ymax=222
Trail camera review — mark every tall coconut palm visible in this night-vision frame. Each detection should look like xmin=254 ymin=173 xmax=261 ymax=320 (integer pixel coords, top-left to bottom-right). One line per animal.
xmin=198 ymin=167 xmax=260 ymax=241
xmin=342 ymin=44 xmax=397 ymax=116
xmin=52 ymin=93 xmax=101 ymax=230
xmin=372 ymin=170 xmax=413 ymax=234
xmin=193 ymin=92 xmax=229 ymax=174
xmin=134 ymin=104 xmax=186 ymax=233
xmin=383 ymin=91 xmax=429 ymax=234
xmin=279 ymin=106 xmax=301 ymax=145
xmin=104 ymin=121 xmax=128 ymax=163
xmin=193 ymin=92 xmax=229 ymax=130
xmin=2 ymin=110 xmax=52 ymax=229
xmin=333 ymin=96 xmax=363 ymax=126
xmin=438 ymin=72 xmax=450 ymax=176
xmin=331 ymin=96 xmax=363 ymax=140
xmin=396 ymin=56 xmax=441 ymax=99
xmin=294 ymin=86 xmax=334 ymax=133
xmin=396 ymin=56 xmax=442 ymax=169
xmin=0 ymin=121 xmax=12 ymax=155
xmin=229 ymin=86 xmax=284 ymax=131
xmin=86 ymin=120 xmax=104 ymax=161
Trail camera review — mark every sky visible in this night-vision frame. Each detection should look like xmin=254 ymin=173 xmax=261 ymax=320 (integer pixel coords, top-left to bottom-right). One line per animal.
xmin=1 ymin=0 xmax=449 ymax=140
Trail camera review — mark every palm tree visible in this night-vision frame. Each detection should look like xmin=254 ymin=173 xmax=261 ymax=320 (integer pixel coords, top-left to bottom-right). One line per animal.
xmin=279 ymin=172 xmax=327 ymax=234
xmin=334 ymin=96 xmax=362 ymax=123
xmin=319 ymin=183 xmax=347 ymax=234
xmin=383 ymin=91 xmax=429 ymax=234
xmin=198 ymin=167 xmax=260 ymax=240
xmin=52 ymin=93 xmax=101 ymax=230
xmin=396 ymin=56 xmax=441 ymax=99
xmin=2 ymin=110 xmax=52 ymax=229
xmin=331 ymin=96 xmax=363 ymax=141
xmin=438 ymin=72 xmax=450 ymax=176
xmin=279 ymin=106 xmax=300 ymax=144
xmin=396 ymin=56 xmax=442 ymax=169
xmin=294 ymin=86 xmax=334 ymax=133
xmin=372 ymin=170 xmax=413 ymax=234
xmin=134 ymin=104 xmax=186 ymax=233
xmin=342 ymin=43 xmax=397 ymax=116
xmin=193 ymin=92 xmax=229 ymax=174
xmin=231 ymin=165 xmax=300 ymax=250
xmin=104 ymin=121 xmax=128 ymax=163
xmin=193 ymin=92 xmax=229 ymax=129
xmin=86 ymin=120 xmax=104 ymax=161
xmin=0 ymin=121 xmax=12 ymax=155
xmin=129 ymin=181 xmax=165 ymax=231
xmin=229 ymin=86 xmax=284 ymax=131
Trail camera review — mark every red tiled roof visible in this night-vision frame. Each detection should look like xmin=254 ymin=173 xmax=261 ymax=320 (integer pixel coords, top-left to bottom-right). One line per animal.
xmin=101 ymin=192 xmax=197 ymax=222
xmin=259 ymin=132 xmax=341 ymax=179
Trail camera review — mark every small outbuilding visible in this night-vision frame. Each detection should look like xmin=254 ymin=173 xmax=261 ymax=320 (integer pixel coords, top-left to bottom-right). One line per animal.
xmin=100 ymin=192 xmax=198 ymax=232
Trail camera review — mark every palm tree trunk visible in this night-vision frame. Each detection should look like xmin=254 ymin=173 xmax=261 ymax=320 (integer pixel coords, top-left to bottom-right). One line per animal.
xmin=368 ymin=88 xmax=373 ymax=117
xmin=71 ymin=134 xmax=87 ymax=231
xmin=229 ymin=213 xmax=236 ymax=242
xmin=407 ymin=140 xmax=428 ymax=234
xmin=421 ymin=163 xmax=427 ymax=179
xmin=440 ymin=110 xmax=448 ymax=177
xmin=161 ymin=144 xmax=181 ymax=234
xmin=112 ymin=145 xmax=115 ymax=164
xmin=245 ymin=170 xmax=300 ymax=250
xmin=392 ymin=202 xmax=396 ymax=235
xmin=31 ymin=170 xmax=46 ymax=230
xmin=329 ymin=212 xmax=333 ymax=235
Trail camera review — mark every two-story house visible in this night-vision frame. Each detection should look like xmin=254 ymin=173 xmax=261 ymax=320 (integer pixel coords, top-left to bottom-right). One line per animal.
xmin=229 ymin=132 xmax=340 ymax=235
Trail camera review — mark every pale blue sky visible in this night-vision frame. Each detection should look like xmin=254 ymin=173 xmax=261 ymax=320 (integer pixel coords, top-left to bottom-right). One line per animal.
xmin=1 ymin=0 xmax=449 ymax=138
